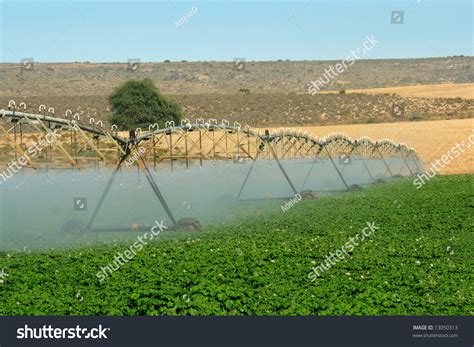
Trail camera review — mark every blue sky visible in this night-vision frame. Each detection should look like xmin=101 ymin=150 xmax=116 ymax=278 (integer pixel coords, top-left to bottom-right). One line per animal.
xmin=0 ymin=0 xmax=472 ymax=62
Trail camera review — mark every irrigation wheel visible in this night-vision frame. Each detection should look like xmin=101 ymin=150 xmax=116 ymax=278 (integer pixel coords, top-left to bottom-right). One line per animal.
xmin=60 ymin=220 xmax=89 ymax=233
xmin=347 ymin=184 xmax=364 ymax=192
xmin=299 ymin=190 xmax=317 ymax=200
xmin=217 ymin=193 xmax=238 ymax=204
xmin=177 ymin=218 xmax=203 ymax=231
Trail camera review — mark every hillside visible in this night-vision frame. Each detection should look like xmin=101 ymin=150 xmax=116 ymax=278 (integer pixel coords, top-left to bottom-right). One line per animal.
xmin=1 ymin=57 xmax=472 ymax=127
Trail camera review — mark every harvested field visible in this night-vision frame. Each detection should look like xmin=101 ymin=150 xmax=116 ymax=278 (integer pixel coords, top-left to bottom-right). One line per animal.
xmin=265 ymin=119 xmax=473 ymax=175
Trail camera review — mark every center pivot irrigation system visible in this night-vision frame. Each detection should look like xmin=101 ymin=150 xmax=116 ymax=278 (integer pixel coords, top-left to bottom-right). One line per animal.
xmin=1 ymin=101 xmax=424 ymax=232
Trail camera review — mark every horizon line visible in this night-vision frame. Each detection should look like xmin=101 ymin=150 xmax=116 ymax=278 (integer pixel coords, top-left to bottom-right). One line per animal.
xmin=0 ymin=55 xmax=472 ymax=64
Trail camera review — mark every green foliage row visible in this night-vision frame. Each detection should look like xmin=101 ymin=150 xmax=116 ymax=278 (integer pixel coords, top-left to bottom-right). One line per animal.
xmin=0 ymin=175 xmax=472 ymax=315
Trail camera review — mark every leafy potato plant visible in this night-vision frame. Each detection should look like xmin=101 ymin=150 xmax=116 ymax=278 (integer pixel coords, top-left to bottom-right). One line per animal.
xmin=0 ymin=175 xmax=472 ymax=315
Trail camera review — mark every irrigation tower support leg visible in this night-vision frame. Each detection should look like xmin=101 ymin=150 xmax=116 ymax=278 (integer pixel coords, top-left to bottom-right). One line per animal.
xmin=236 ymin=150 xmax=260 ymax=199
xmin=87 ymin=141 xmax=132 ymax=229
xmin=412 ymin=155 xmax=423 ymax=173
xmin=324 ymin=147 xmax=350 ymax=190
xmin=86 ymin=163 xmax=122 ymax=229
xmin=300 ymin=155 xmax=321 ymax=190
xmin=87 ymin=143 xmax=179 ymax=230
xmin=236 ymin=129 xmax=240 ymax=161
xmin=26 ymin=115 xmax=78 ymax=169
xmin=264 ymin=135 xmax=298 ymax=196
xmin=152 ymin=131 xmax=157 ymax=172
xmin=72 ymin=122 xmax=109 ymax=163
xmin=13 ymin=120 xmax=17 ymax=160
xmin=168 ymin=130 xmax=174 ymax=172
xmin=376 ymin=148 xmax=394 ymax=178
xmin=402 ymin=157 xmax=414 ymax=176
xmin=137 ymin=151 xmax=178 ymax=228
xmin=184 ymin=130 xmax=189 ymax=169
xmin=353 ymin=147 xmax=375 ymax=182
xmin=199 ymin=129 xmax=203 ymax=167
xmin=0 ymin=124 xmax=37 ymax=169
xmin=237 ymin=135 xmax=299 ymax=199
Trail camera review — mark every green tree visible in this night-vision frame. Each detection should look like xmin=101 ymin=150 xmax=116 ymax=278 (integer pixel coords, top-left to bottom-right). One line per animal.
xmin=108 ymin=78 xmax=182 ymax=130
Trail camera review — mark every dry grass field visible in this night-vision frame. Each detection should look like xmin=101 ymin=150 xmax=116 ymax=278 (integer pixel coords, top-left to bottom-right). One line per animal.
xmin=1 ymin=57 xmax=472 ymax=128
xmin=265 ymin=119 xmax=473 ymax=175
xmin=1 ymin=57 xmax=471 ymax=96
xmin=321 ymin=83 xmax=474 ymax=99
xmin=1 ymin=92 xmax=473 ymax=129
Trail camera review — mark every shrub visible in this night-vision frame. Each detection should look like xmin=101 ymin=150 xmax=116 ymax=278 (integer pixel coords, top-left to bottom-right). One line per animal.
xmin=108 ymin=78 xmax=182 ymax=130
xmin=409 ymin=114 xmax=425 ymax=122
xmin=238 ymin=88 xmax=251 ymax=94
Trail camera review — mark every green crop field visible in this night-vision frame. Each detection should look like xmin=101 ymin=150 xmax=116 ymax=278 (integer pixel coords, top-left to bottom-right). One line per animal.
xmin=0 ymin=175 xmax=472 ymax=315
